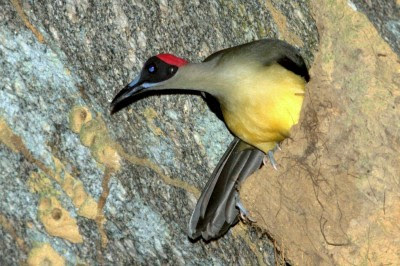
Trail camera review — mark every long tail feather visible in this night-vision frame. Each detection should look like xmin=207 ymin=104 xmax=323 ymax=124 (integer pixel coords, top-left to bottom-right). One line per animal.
xmin=188 ymin=137 xmax=264 ymax=240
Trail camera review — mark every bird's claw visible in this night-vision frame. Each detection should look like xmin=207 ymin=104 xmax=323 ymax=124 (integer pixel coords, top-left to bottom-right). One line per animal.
xmin=276 ymin=143 xmax=282 ymax=151
xmin=265 ymin=150 xmax=278 ymax=170
xmin=263 ymin=143 xmax=280 ymax=170
xmin=236 ymin=198 xmax=256 ymax=223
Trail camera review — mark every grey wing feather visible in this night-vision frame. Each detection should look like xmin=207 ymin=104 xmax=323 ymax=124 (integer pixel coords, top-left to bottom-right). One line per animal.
xmin=204 ymin=39 xmax=309 ymax=81
xmin=188 ymin=138 xmax=264 ymax=240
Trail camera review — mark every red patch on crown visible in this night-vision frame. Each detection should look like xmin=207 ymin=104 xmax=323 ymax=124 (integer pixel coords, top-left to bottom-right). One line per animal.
xmin=156 ymin=53 xmax=188 ymax=67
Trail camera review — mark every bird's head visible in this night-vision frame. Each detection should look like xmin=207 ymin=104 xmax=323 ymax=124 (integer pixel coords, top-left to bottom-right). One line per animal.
xmin=110 ymin=53 xmax=188 ymax=114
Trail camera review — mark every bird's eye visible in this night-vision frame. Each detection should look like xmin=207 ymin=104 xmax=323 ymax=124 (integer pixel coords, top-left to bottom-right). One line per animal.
xmin=169 ymin=66 xmax=177 ymax=75
xmin=147 ymin=64 xmax=156 ymax=73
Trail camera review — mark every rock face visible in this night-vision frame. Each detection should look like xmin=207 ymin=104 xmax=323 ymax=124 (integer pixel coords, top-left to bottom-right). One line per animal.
xmin=5 ymin=0 xmax=399 ymax=265
xmin=242 ymin=0 xmax=400 ymax=265
xmin=1 ymin=0 xmax=317 ymax=265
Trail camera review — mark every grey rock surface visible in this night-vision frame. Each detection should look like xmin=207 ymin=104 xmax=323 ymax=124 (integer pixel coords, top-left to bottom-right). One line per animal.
xmin=350 ymin=0 xmax=400 ymax=57
xmin=0 ymin=0 xmax=319 ymax=265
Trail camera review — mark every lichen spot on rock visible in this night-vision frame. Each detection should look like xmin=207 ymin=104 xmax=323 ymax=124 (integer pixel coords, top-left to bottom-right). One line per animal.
xmin=38 ymin=196 xmax=83 ymax=243
xmin=27 ymin=243 xmax=65 ymax=266
xmin=79 ymin=118 xmax=107 ymax=147
xmin=96 ymin=145 xmax=121 ymax=171
xmin=69 ymin=106 xmax=92 ymax=133
xmin=78 ymin=116 xmax=121 ymax=171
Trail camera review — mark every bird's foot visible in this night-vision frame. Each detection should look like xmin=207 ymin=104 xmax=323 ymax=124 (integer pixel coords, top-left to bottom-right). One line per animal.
xmin=264 ymin=151 xmax=278 ymax=170
xmin=236 ymin=198 xmax=256 ymax=223
xmin=263 ymin=143 xmax=281 ymax=170
xmin=276 ymin=142 xmax=281 ymax=151
xmin=263 ymin=143 xmax=280 ymax=170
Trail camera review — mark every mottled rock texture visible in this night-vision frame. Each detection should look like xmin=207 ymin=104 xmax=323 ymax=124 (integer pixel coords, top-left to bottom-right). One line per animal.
xmin=0 ymin=0 xmax=317 ymax=265
xmin=243 ymin=0 xmax=400 ymax=265
xmin=1 ymin=0 xmax=398 ymax=265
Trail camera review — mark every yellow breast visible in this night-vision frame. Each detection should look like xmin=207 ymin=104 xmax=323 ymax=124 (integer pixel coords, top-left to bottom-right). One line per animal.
xmin=219 ymin=64 xmax=306 ymax=153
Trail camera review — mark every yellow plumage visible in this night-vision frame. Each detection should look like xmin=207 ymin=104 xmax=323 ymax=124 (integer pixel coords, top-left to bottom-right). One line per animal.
xmin=217 ymin=63 xmax=306 ymax=153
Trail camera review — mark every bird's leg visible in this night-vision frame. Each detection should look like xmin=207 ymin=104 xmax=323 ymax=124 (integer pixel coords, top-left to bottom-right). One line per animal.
xmin=276 ymin=142 xmax=281 ymax=151
xmin=263 ymin=143 xmax=280 ymax=170
xmin=235 ymin=195 xmax=256 ymax=223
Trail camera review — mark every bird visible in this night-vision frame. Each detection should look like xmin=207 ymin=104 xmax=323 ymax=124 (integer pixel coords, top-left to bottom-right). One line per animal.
xmin=111 ymin=39 xmax=309 ymax=241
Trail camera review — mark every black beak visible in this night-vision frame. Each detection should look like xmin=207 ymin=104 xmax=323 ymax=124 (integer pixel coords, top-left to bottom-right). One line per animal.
xmin=110 ymin=76 xmax=145 ymax=114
